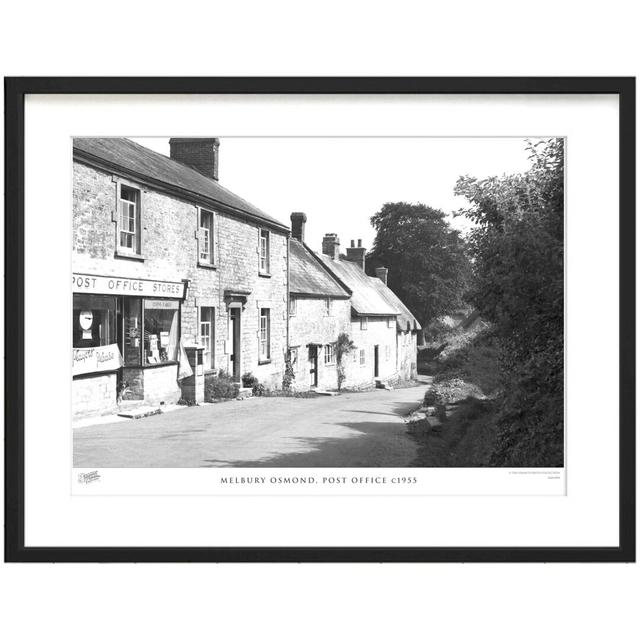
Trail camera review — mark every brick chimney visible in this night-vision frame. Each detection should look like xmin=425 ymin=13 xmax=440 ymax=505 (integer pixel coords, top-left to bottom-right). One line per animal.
xmin=375 ymin=267 xmax=388 ymax=285
xmin=169 ymin=138 xmax=220 ymax=181
xmin=345 ymin=239 xmax=366 ymax=270
xmin=322 ymin=233 xmax=340 ymax=260
xmin=290 ymin=212 xmax=307 ymax=243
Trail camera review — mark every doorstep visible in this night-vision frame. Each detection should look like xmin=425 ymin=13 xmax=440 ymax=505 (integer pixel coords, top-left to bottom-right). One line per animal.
xmin=117 ymin=406 xmax=163 ymax=419
xmin=374 ymin=377 xmax=394 ymax=390
xmin=312 ymin=389 xmax=339 ymax=396
xmin=72 ymin=402 xmax=187 ymax=428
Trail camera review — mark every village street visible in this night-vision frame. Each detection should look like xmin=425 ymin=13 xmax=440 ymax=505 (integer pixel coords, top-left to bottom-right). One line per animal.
xmin=73 ymin=381 xmax=428 ymax=468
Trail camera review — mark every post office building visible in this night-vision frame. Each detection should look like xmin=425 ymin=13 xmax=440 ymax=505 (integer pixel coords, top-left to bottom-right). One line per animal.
xmin=72 ymin=137 xmax=289 ymax=419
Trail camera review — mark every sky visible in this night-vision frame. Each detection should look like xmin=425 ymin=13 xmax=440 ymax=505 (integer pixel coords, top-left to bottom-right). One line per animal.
xmin=131 ymin=137 xmax=536 ymax=254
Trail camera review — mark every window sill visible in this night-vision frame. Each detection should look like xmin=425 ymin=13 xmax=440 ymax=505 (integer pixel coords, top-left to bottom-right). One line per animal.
xmin=198 ymin=261 xmax=217 ymax=270
xmin=122 ymin=362 xmax=178 ymax=370
xmin=258 ymin=359 xmax=271 ymax=365
xmin=258 ymin=272 xmax=272 ymax=278
xmin=115 ymin=250 xmax=145 ymax=262
xmin=73 ymin=370 xmax=119 ymax=380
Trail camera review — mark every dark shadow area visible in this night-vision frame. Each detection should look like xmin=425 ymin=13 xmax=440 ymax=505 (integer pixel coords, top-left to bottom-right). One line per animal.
xmin=201 ymin=418 xmax=417 ymax=468
xmin=344 ymin=400 xmax=422 ymax=418
xmin=407 ymin=398 xmax=498 ymax=467
xmin=158 ymin=428 xmax=207 ymax=439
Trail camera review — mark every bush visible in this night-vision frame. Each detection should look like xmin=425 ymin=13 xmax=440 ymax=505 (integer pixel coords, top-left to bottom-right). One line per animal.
xmin=282 ymin=352 xmax=295 ymax=391
xmin=455 ymin=139 xmax=564 ymax=467
xmin=205 ymin=370 xmax=239 ymax=401
xmin=336 ymin=332 xmax=356 ymax=391
xmin=252 ymin=382 xmax=266 ymax=396
xmin=423 ymin=388 xmax=437 ymax=406
xmin=242 ymin=372 xmax=258 ymax=388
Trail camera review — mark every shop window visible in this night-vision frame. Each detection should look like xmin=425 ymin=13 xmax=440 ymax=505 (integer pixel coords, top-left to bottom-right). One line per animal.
xmin=199 ymin=306 xmax=215 ymax=370
xmin=259 ymin=308 xmax=270 ymax=361
xmin=143 ymin=299 xmax=179 ymax=364
xmin=259 ymin=229 xmax=270 ymax=274
xmin=118 ymin=184 xmax=141 ymax=255
xmin=73 ymin=294 xmax=117 ymax=348
xmin=360 ymin=316 xmax=368 ymax=330
xmin=324 ymin=343 xmax=336 ymax=365
xmin=289 ymin=296 xmax=297 ymax=316
xmin=199 ymin=209 xmax=215 ymax=265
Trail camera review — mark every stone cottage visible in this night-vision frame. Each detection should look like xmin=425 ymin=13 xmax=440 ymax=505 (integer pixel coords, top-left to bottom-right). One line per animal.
xmin=288 ymin=213 xmax=351 ymax=391
xmin=314 ymin=235 xmax=415 ymax=389
xmin=369 ymin=271 xmax=421 ymax=380
xmin=72 ymin=137 xmax=289 ymax=419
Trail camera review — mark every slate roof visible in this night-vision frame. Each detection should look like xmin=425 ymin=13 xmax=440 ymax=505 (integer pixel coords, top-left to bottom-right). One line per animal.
xmin=314 ymin=254 xmax=399 ymax=316
xmin=73 ymin=137 xmax=288 ymax=230
xmin=370 ymin=278 xmax=422 ymax=332
xmin=289 ymin=239 xmax=349 ymax=298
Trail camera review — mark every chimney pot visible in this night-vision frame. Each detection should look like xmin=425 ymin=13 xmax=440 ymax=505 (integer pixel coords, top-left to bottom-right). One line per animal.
xmin=375 ymin=267 xmax=388 ymax=286
xmin=322 ymin=233 xmax=340 ymax=260
xmin=351 ymin=240 xmax=355 ymax=248
xmin=169 ymin=138 xmax=220 ymax=181
xmin=290 ymin=212 xmax=307 ymax=243
xmin=346 ymin=240 xmax=367 ymax=271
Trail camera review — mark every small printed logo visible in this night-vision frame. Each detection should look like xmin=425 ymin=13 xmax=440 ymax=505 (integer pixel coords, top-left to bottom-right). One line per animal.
xmin=78 ymin=470 xmax=101 ymax=484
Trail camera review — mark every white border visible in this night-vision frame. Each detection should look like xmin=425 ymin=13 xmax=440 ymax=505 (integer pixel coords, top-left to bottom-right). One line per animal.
xmin=24 ymin=94 xmax=619 ymax=547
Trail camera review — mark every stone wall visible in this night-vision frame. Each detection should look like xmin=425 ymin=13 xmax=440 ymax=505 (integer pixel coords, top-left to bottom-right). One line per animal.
xmin=72 ymin=373 xmax=118 ymax=419
xmin=289 ymin=297 xmax=351 ymax=390
xmin=143 ymin=365 xmax=181 ymax=404
xmin=212 ymin=214 xmax=288 ymax=389
xmin=73 ymin=160 xmax=289 ymax=407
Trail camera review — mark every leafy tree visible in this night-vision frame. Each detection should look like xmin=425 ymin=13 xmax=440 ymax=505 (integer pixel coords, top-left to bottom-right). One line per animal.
xmin=455 ymin=138 xmax=564 ymax=466
xmin=366 ymin=203 xmax=471 ymax=330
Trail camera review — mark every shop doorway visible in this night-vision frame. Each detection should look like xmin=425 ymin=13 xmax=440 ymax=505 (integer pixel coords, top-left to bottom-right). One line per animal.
xmin=308 ymin=345 xmax=318 ymax=387
xmin=229 ymin=307 xmax=241 ymax=381
xmin=374 ymin=345 xmax=379 ymax=377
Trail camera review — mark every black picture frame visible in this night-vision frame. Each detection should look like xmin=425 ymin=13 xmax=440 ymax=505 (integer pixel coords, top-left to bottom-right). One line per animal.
xmin=4 ymin=76 xmax=635 ymax=563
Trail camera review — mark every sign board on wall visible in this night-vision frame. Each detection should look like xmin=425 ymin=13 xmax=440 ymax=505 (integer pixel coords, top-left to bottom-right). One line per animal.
xmin=72 ymin=344 xmax=123 ymax=376
xmin=73 ymin=274 xmax=186 ymax=299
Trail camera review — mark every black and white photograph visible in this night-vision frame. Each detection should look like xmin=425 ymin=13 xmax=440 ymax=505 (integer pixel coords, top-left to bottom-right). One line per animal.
xmin=71 ymin=134 xmax=564 ymax=470
xmin=6 ymin=76 xmax=632 ymax=565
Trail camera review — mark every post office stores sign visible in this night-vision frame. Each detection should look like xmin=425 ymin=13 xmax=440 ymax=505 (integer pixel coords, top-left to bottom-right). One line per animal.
xmin=73 ymin=274 xmax=186 ymax=299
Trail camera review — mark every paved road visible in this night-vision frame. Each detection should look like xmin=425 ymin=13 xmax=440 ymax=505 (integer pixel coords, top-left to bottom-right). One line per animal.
xmin=73 ymin=383 xmax=428 ymax=468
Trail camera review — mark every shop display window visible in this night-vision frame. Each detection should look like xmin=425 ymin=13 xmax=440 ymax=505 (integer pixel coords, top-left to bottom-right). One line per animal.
xmin=143 ymin=299 xmax=179 ymax=364
xmin=73 ymin=293 xmax=180 ymax=370
xmin=73 ymin=294 xmax=117 ymax=348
